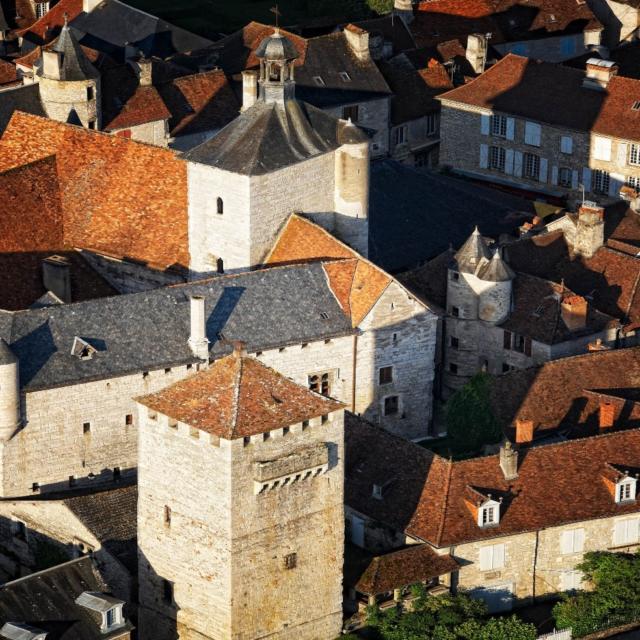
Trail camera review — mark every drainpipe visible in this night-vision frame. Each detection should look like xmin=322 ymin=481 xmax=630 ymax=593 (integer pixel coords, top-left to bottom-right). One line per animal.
xmin=532 ymin=529 xmax=540 ymax=603
xmin=352 ymin=334 xmax=358 ymax=413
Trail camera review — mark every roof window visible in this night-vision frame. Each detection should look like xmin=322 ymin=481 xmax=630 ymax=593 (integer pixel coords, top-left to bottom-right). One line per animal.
xmin=75 ymin=592 xmax=126 ymax=633
xmin=71 ymin=336 xmax=97 ymax=360
xmin=632 ymin=101 xmax=640 ymax=111
xmin=313 ymin=76 xmax=325 ymax=86
xmin=0 ymin=623 xmax=48 ymax=640
xmin=339 ymin=71 xmax=351 ymax=82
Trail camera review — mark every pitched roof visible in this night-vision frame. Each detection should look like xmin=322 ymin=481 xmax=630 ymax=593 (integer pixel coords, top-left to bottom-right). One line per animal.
xmin=0 ymin=59 xmax=17 ymax=85
xmin=0 ymin=83 xmax=46 ymax=134
xmin=17 ymin=0 xmax=83 ymax=43
xmin=183 ymin=99 xmax=348 ymax=175
xmin=0 ymin=112 xmax=188 ymax=270
xmin=440 ymin=54 xmax=640 ymax=142
xmin=45 ymin=20 xmax=99 ymax=81
xmin=137 ymin=351 xmax=344 ymax=439
xmin=346 ymin=413 xmax=640 ymax=548
xmin=349 ymin=544 xmax=460 ymax=595
xmin=0 ymin=262 xmax=354 ymax=391
xmin=488 ymin=346 xmax=640 ymax=436
xmin=266 ymin=214 xmax=393 ymax=327
xmin=454 ymin=226 xmax=492 ymax=273
xmin=0 ymin=556 xmax=132 ymax=639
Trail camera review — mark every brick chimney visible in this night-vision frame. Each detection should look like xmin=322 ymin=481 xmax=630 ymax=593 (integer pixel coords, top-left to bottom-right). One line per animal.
xmin=241 ymin=70 xmax=258 ymax=112
xmin=499 ymin=441 xmax=518 ymax=480
xmin=583 ymin=58 xmax=618 ymax=90
xmin=561 ymin=295 xmax=588 ymax=331
xmin=42 ymin=255 xmax=71 ymax=303
xmin=344 ymin=24 xmax=370 ymax=62
xmin=515 ymin=419 xmax=535 ymax=444
xmin=599 ymin=400 xmax=615 ymax=429
xmin=188 ymin=295 xmax=210 ymax=360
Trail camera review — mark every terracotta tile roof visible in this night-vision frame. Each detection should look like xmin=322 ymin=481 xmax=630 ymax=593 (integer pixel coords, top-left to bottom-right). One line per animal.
xmin=488 ymin=346 xmax=640 ymax=436
xmin=0 ymin=112 xmax=188 ymax=270
xmin=266 ymin=214 xmax=392 ymax=327
xmin=0 ymin=59 xmax=17 ymax=85
xmin=17 ymin=0 xmax=82 ymax=43
xmin=159 ymin=69 xmax=239 ymax=137
xmin=137 ymin=351 xmax=344 ymax=439
xmin=440 ymin=54 xmax=640 ymax=142
xmin=103 ymin=83 xmax=171 ymax=131
xmin=351 ymin=544 xmax=460 ymax=595
xmin=15 ymin=42 xmax=103 ymax=70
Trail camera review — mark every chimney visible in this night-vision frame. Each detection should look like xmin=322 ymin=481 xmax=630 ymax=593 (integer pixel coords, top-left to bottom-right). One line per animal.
xmin=232 ymin=340 xmax=247 ymax=357
xmin=466 ymin=34 xmax=488 ymax=74
xmin=561 ymin=295 xmax=588 ymax=331
xmin=583 ymin=58 xmax=618 ymax=90
xmin=241 ymin=70 xmax=258 ymax=112
xmin=499 ymin=441 xmax=518 ymax=481
xmin=83 ymin=0 xmax=102 ymax=12
xmin=132 ymin=57 xmax=152 ymax=86
xmin=188 ymin=295 xmax=210 ymax=360
xmin=599 ymin=400 xmax=615 ymax=429
xmin=42 ymin=255 xmax=71 ymax=303
xmin=579 ymin=202 xmax=605 ymax=222
xmin=588 ymin=337 xmax=610 ymax=352
xmin=515 ymin=419 xmax=535 ymax=444
xmin=42 ymin=49 xmax=61 ymax=80
xmin=344 ymin=24 xmax=370 ymax=62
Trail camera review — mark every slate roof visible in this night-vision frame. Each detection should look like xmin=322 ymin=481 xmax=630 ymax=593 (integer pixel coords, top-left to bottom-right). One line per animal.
xmin=346 ymin=413 xmax=640 ymax=548
xmin=45 ymin=21 xmax=99 ymax=81
xmin=351 ymin=14 xmax=416 ymax=54
xmin=69 ymin=0 xmax=212 ymax=59
xmin=369 ymin=160 xmax=536 ymax=272
xmin=0 ymin=262 xmax=354 ymax=391
xmin=184 ymin=99 xmax=351 ymax=175
xmin=440 ymin=54 xmax=640 ymax=142
xmin=138 ymin=352 xmax=344 ymax=438
xmin=0 ymin=83 xmax=46 ymax=134
xmin=488 ymin=346 xmax=640 ymax=436
xmin=0 ymin=112 xmax=188 ymax=270
xmin=0 ymin=556 xmax=132 ymax=639
xmin=454 ymin=226 xmax=492 ymax=273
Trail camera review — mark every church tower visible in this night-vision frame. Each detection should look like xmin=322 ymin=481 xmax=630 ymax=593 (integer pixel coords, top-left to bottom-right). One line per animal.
xmin=36 ymin=17 xmax=101 ymax=129
xmin=136 ymin=341 xmax=346 ymax=640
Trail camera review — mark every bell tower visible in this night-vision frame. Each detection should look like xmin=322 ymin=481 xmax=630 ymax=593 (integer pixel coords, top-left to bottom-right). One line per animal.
xmin=255 ymin=29 xmax=299 ymax=104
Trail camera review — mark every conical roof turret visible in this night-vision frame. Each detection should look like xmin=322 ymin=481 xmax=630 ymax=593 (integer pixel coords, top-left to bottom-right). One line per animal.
xmin=454 ymin=227 xmax=491 ymax=274
xmin=44 ymin=16 xmax=99 ymax=81
xmin=255 ymin=29 xmax=299 ymax=62
xmin=479 ymin=248 xmax=516 ymax=282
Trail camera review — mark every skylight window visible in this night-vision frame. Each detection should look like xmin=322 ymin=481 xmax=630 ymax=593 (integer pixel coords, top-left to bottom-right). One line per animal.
xmin=632 ymin=101 xmax=640 ymax=111
xmin=339 ymin=71 xmax=351 ymax=82
xmin=313 ymin=76 xmax=325 ymax=86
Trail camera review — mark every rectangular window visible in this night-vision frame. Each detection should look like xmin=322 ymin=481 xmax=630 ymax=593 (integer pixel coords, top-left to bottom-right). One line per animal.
xmin=83 ymin=422 xmax=91 ymax=434
xmin=87 ymin=86 xmax=94 ymax=100
xmin=425 ymin=113 xmax=437 ymax=136
xmin=524 ymin=121 xmax=541 ymax=146
xmin=560 ymin=135 xmax=573 ymax=154
xmin=284 ymin=552 xmax=297 ymax=569
xmin=593 ymin=169 xmax=610 ymax=194
xmin=164 ymin=505 xmax=171 ymax=526
xmin=383 ymin=395 xmax=399 ymax=416
xmin=491 ymin=115 xmax=507 ymax=138
xmin=561 ymin=528 xmax=585 ymax=554
xmin=561 ymin=570 xmax=582 ymax=592
xmin=559 ymin=167 xmax=572 ymax=187
xmin=479 ymin=543 xmax=505 ymax=571
xmin=378 ymin=366 xmax=393 ymax=385
xmin=450 ymin=336 xmax=459 ymax=349
xmin=449 ymin=362 xmax=458 ymax=374
xmin=619 ymin=482 xmax=633 ymax=502
xmin=309 ymin=372 xmax=331 ymax=396
xmin=489 ymin=145 xmax=506 ymax=172
xmin=502 ymin=363 xmax=511 ymax=373
xmin=627 ymin=175 xmax=640 ymax=189
xmin=35 ymin=1 xmax=49 ymax=19
xmin=482 ymin=506 xmax=495 ymax=525
xmin=88 ymin=120 xmax=96 ymax=130
xmin=630 ymin=144 xmax=640 ymax=166
xmin=614 ymin=518 xmax=640 ymax=545
xmin=593 ymin=136 xmax=612 ymax=161
xmin=503 ymin=330 xmax=512 ymax=350
xmin=342 ymin=105 xmax=359 ymax=121
xmin=125 ymin=414 xmax=133 ymax=426
xmin=524 ymin=152 xmax=540 ymax=180
xmin=392 ymin=126 xmax=407 ymax=146
xmin=451 ymin=306 xmax=460 ymax=317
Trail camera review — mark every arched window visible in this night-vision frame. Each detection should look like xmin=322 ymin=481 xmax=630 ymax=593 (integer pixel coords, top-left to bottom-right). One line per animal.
xmin=216 ymin=197 xmax=223 ymax=215
xmin=217 ymin=258 xmax=224 ymax=274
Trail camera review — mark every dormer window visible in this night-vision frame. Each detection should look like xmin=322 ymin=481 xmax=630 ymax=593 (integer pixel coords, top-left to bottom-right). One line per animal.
xmin=75 ymin=591 xmax=125 ymax=633
xmin=372 ymin=479 xmax=394 ymax=500
xmin=466 ymin=486 xmax=502 ymax=528
xmin=603 ymin=463 xmax=638 ymax=504
xmin=617 ymin=478 xmax=637 ymax=503
xmin=71 ymin=336 xmax=97 ymax=360
xmin=0 ymin=623 xmax=48 ymax=640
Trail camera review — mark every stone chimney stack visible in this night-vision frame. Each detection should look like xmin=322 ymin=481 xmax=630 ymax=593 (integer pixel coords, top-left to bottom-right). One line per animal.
xmin=571 ymin=202 xmax=605 ymax=258
xmin=583 ymin=58 xmax=618 ymax=90
xmin=515 ymin=419 xmax=535 ymax=444
xmin=83 ymin=0 xmax=102 ymax=12
xmin=561 ymin=295 xmax=588 ymax=331
xmin=344 ymin=24 xmax=370 ymax=62
xmin=188 ymin=295 xmax=210 ymax=360
xmin=133 ymin=57 xmax=152 ymax=86
xmin=241 ymin=70 xmax=258 ymax=112
xmin=0 ymin=340 xmax=20 ymax=441
xmin=599 ymin=400 xmax=615 ymax=429
xmin=42 ymin=49 xmax=61 ymax=80
xmin=42 ymin=255 xmax=71 ymax=303
xmin=466 ymin=34 xmax=488 ymax=74
xmin=499 ymin=441 xmax=518 ymax=481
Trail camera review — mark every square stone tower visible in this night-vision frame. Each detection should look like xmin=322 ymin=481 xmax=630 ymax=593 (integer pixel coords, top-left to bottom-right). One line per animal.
xmin=136 ymin=345 xmax=346 ymax=640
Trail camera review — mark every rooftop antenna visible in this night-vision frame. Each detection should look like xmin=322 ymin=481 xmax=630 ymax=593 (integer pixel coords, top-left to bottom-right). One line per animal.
xmin=270 ymin=4 xmax=281 ymax=29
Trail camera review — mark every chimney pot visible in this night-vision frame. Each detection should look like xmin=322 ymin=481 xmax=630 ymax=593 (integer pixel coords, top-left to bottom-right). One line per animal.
xmin=599 ymin=400 xmax=615 ymax=429
xmin=515 ymin=418 xmax=535 ymax=444
xmin=561 ymin=295 xmax=588 ymax=331
xmin=344 ymin=24 xmax=370 ymax=62
xmin=584 ymin=58 xmax=618 ymax=90
xmin=188 ymin=295 xmax=209 ymax=360
xmin=241 ymin=70 xmax=258 ymax=112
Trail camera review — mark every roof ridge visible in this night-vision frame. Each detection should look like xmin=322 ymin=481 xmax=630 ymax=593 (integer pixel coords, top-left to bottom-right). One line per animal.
xmin=230 ymin=353 xmax=243 ymax=438
xmin=435 ymin=458 xmax=454 ymax=547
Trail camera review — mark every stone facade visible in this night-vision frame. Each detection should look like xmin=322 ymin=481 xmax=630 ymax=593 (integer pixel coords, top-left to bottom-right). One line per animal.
xmin=493 ymin=31 xmax=601 ymax=63
xmin=137 ymin=404 xmax=345 ymax=640
xmin=37 ymin=74 xmax=101 ymax=129
xmin=111 ymin=119 xmax=169 ymax=146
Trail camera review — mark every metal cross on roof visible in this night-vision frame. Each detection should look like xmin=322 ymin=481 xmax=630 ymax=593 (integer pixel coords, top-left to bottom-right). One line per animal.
xmin=270 ymin=4 xmax=281 ymax=29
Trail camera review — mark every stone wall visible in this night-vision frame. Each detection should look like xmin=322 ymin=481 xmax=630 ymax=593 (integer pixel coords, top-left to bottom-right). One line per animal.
xmin=137 ymin=405 xmax=345 ymax=640
xmin=37 ymin=76 xmax=100 ymax=129
xmin=111 ymin=119 xmax=169 ymax=147
xmin=493 ymin=32 xmax=600 ymax=63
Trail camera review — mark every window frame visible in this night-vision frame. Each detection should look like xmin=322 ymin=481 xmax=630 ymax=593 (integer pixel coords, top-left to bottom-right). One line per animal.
xmin=490 ymin=114 xmax=507 ymax=138
xmin=559 ymin=167 xmax=572 ymax=187
xmin=630 ymin=143 xmax=640 ymax=166
xmin=383 ymin=395 xmax=399 ymax=416
xmin=489 ymin=145 xmax=506 ymax=172
xmin=593 ymin=169 xmax=610 ymax=195
xmin=378 ymin=366 xmax=393 ymax=386
xmin=523 ymin=152 xmax=540 ymax=180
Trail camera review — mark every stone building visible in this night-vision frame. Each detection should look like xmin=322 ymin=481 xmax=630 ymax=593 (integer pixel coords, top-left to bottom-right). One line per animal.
xmin=439 ymin=54 xmax=640 ymax=203
xmin=136 ymin=349 xmax=345 ymax=640
xmin=346 ymin=416 xmax=640 ymax=614
xmin=400 ymin=220 xmax=620 ymax=395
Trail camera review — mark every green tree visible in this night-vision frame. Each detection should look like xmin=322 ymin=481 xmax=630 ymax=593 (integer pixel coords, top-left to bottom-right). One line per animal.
xmin=367 ymin=0 xmax=393 ymax=14
xmin=456 ymin=616 xmax=537 ymax=639
xmin=445 ymin=373 xmax=501 ymax=452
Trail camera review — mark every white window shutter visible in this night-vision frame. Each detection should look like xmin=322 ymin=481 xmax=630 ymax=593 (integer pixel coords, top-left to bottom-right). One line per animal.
xmin=505 ymin=149 xmax=515 ymax=175
xmin=614 ymin=521 xmax=626 ymax=545
xmin=480 ymin=114 xmax=490 ymax=135
xmin=514 ymin=151 xmax=523 ymax=177
xmin=630 ymin=518 xmax=640 ymax=543
xmin=617 ymin=142 xmax=628 ymax=167
xmin=594 ymin=136 xmax=612 ymax=161
xmin=479 ymin=546 xmax=493 ymax=571
xmin=551 ymin=166 xmax=559 ymax=185
xmin=525 ymin=121 xmax=541 ymax=147
xmin=574 ymin=528 xmax=585 ymax=553
xmin=479 ymin=144 xmax=489 ymax=169
xmin=493 ymin=543 xmax=505 ymax=568
xmin=572 ymin=170 xmax=579 ymax=189
xmin=561 ymin=136 xmax=573 ymax=154
xmin=540 ymin=158 xmax=548 ymax=183
xmin=582 ymin=167 xmax=592 ymax=192
xmin=561 ymin=530 xmax=573 ymax=555
xmin=506 ymin=117 xmax=515 ymax=141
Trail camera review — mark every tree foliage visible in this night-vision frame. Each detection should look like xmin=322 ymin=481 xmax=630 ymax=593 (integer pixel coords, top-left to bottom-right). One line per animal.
xmin=553 ymin=551 xmax=640 ymax=637
xmin=445 ymin=373 xmax=501 ymax=452
xmin=366 ymin=0 xmax=394 ymax=15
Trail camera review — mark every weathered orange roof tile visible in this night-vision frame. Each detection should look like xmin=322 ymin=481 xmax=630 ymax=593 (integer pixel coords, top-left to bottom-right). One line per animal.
xmin=17 ymin=0 xmax=83 ymax=42
xmin=137 ymin=351 xmax=344 ymax=438
xmin=322 ymin=259 xmax=357 ymax=318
